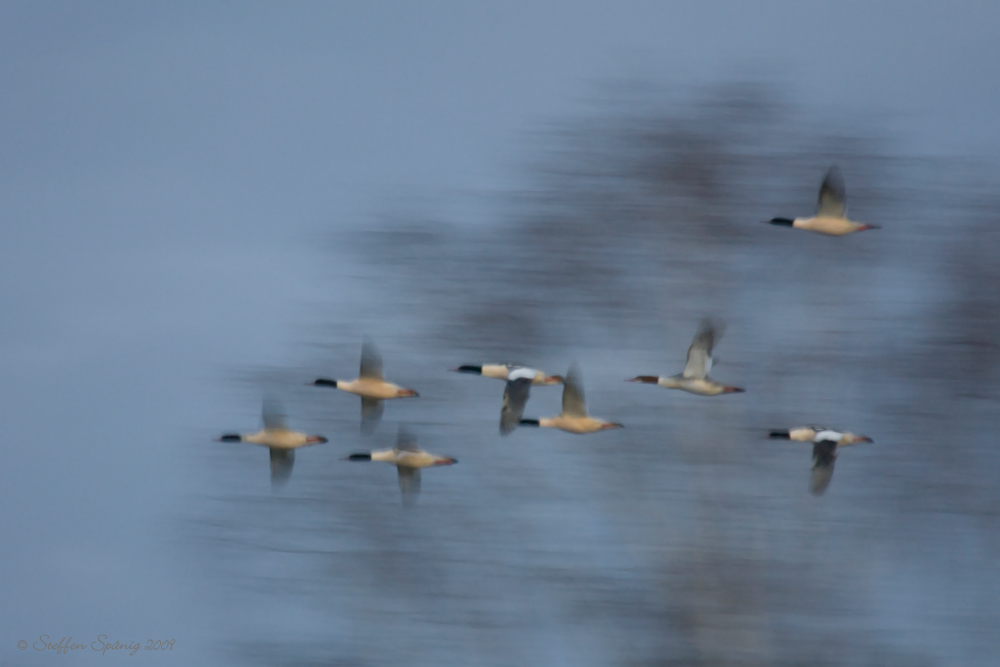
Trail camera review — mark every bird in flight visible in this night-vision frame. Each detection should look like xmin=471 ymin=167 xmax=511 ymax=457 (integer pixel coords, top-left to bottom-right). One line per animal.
xmin=769 ymin=426 xmax=873 ymax=495
xmin=627 ymin=319 xmax=744 ymax=396
xmin=520 ymin=363 xmax=624 ymax=434
xmin=217 ymin=399 xmax=327 ymax=490
xmin=311 ymin=338 xmax=419 ymax=433
xmin=345 ymin=426 xmax=458 ymax=506
xmin=766 ymin=165 xmax=879 ymax=236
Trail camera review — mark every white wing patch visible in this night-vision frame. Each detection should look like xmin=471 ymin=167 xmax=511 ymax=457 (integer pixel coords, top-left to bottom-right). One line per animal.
xmin=508 ymin=367 xmax=538 ymax=381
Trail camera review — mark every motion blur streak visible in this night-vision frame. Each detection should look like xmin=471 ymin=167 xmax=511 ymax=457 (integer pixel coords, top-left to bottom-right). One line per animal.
xmin=192 ymin=84 xmax=1000 ymax=666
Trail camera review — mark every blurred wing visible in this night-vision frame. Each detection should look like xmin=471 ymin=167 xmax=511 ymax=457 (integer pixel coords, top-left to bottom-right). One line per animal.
xmin=262 ymin=398 xmax=288 ymax=431
xmin=561 ymin=364 xmax=587 ymax=417
xmin=810 ymin=440 xmax=837 ymax=496
xmin=397 ymin=466 xmax=421 ymax=507
xmin=683 ymin=319 xmax=723 ymax=379
xmin=500 ymin=377 xmax=533 ymax=435
xmin=817 ymin=166 xmax=846 ymax=218
xmin=269 ymin=448 xmax=294 ymax=490
xmin=396 ymin=425 xmax=419 ymax=452
xmin=359 ymin=338 xmax=384 ymax=379
xmin=360 ymin=398 xmax=384 ymax=434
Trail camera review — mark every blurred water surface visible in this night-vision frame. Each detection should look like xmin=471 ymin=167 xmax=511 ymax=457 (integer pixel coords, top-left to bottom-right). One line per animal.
xmin=192 ymin=86 xmax=1000 ymax=666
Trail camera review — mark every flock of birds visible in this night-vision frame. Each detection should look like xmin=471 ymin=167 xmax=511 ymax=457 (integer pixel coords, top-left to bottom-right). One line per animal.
xmin=218 ymin=166 xmax=876 ymax=503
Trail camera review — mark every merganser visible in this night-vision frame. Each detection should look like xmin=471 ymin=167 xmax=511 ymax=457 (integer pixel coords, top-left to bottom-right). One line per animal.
xmin=766 ymin=166 xmax=879 ymax=236
xmin=345 ymin=427 xmax=457 ymax=506
xmin=627 ymin=319 xmax=744 ymax=396
xmin=519 ymin=364 xmax=623 ymax=434
xmin=217 ymin=400 xmax=328 ymax=489
xmin=311 ymin=338 xmax=419 ymax=433
xmin=451 ymin=363 xmax=563 ymax=385
xmin=769 ymin=426 xmax=873 ymax=495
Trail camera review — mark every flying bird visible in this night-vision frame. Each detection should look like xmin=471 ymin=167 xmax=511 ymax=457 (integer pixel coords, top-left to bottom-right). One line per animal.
xmin=451 ymin=363 xmax=563 ymax=385
xmin=345 ymin=426 xmax=457 ymax=506
xmin=520 ymin=364 xmax=623 ymax=434
xmin=312 ymin=338 xmax=419 ymax=433
xmin=217 ymin=399 xmax=328 ymax=490
xmin=766 ymin=165 xmax=879 ymax=236
xmin=769 ymin=426 xmax=873 ymax=495
xmin=627 ymin=319 xmax=744 ymax=396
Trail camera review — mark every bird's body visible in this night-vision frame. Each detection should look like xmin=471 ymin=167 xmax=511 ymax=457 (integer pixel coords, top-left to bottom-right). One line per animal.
xmin=237 ymin=429 xmax=327 ymax=449
xmin=347 ymin=428 xmax=457 ymax=506
xmin=789 ymin=215 xmax=872 ymax=236
xmin=362 ymin=447 xmax=455 ymax=469
xmin=453 ymin=363 xmax=563 ymax=385
xmin=769 ymin=425 xmax=829 ymax=442
xmin=217 ymin=400 xmax=327 ymax=489
xmin=520 ymin=364 xmax=623 ymax=434
xmin=769 ymin=426 xmax=873 ymax=495
xmin=767 ymin=166 xmax=878 ymax=236
xmin=312 ymin=339 xmax=418 ymax=433
xmin=628 ymin=319 xmax=744 ymax=396
xmin=329 ymin=377 xmax=415 ymax=400
xmin=648 ymin=375 xmax=743 ymax=396
xmin=529 ymin=415 xmax=621 ymax=434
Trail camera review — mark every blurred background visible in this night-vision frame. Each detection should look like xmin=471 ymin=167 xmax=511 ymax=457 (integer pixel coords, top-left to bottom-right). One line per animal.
xmin=2 ymin=2 xmax=999 ymax=665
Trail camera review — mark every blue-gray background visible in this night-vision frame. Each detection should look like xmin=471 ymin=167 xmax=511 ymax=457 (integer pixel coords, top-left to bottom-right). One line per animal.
xmin=3 ymin=3 xmax=999 ymax=665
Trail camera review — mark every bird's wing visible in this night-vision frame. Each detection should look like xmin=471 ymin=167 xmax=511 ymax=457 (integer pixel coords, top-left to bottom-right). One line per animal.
xmin=360 ymin=398 xmax=384 ymax=434
xmin=561 ymin=363 xmax=588 ymax=417
xmin=359 ymin=337 xmax=384 ymax=379
xmin=262 ymin=398 xmax=288 ymax=431
xmin=817 ymin=166 xmax=847 ymax=218
xmin=683 ymin=319 xmax=724 ymax=379
xmin=269 ymin=448 xmax=294 ymax=490
xmin=397 ymin=466 xmax=421 ymax=507
xmin=500 ymin=376 xmax=533 ymax=435
xmin=396 ymin=425 xmax=419 ymax=452
xmin=810 ymin=440 xmax=838 ymax=496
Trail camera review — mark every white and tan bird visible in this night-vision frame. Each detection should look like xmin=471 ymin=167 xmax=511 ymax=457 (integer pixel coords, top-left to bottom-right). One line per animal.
xmin=627 ymin=319 xmax=744 ymax=396
xmin=217 ymin=400 xmax=328 ymax=490
xmin=769 ymin=426 xmax=873 ymax=496
xmin=519 ymin=364 xmax=623 ymax=434
xmin=451 ymin=363 xmax=564 ymax=385
xmin=345 ymin=427 xmax=457 ymax=506
xmin=312 ymin=338 xmax=419 ymax=433
xmin=767 ymin=165 xmax=879 ymax=236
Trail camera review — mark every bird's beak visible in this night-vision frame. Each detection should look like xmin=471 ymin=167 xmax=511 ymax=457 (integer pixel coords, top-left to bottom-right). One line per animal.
xmin=399 ymin=389 xmax=419 ymax=397
xmin=723 ymin=386 xmax=746 ymax=393
xmin=544 ymin=375 xmax=564 ymax=384
xmin=310 ymin=436 xmax=329 ymax=444
xmin=856 ymin=224 xmax=880 ymax=232
xmin=857 ymin=436 xmax=874 ymax=443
